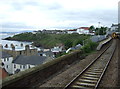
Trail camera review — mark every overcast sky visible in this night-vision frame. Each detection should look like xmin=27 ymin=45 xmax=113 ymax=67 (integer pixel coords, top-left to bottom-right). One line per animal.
xmin=0 ymin=0 xmax=119 ymax=32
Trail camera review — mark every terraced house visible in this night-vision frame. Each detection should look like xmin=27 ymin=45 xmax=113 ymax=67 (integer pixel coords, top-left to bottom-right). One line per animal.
xmin=12 ymin=55 xmax=46 ymax=74
xmin=0 ymin=51 xmax=13 ymax=74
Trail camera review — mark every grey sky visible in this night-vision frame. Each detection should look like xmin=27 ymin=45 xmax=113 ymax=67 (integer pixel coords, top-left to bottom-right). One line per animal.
xmin=0 ymin=0 xmax=119 ymax=32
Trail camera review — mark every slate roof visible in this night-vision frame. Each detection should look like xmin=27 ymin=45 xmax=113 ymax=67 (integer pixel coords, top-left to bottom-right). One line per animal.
xmin=1 ymin=51 xmax=12 ymax=58
xmin=68 ymin=29 xmax=77 ymax=31
xmin=75 ymin=44 xmax=82 ymax=49
xmin=13 ymin=55 xmax=46 ymax=65
xmin=38 ymin=51 xmax=54 ymax=56
xmin=79 ymin=27 xmax=89 ymax=30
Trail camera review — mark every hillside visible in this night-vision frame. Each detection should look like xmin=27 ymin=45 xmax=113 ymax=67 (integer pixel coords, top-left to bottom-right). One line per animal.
xmin=4 ymin=32 xmax=91 ymax=49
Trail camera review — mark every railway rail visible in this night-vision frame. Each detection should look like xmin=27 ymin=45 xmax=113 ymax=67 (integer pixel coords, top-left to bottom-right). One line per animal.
xmin=64 ymin=40 xmax=116 ymax=89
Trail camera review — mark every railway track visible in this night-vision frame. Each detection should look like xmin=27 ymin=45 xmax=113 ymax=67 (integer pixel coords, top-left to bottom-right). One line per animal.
xmin=64 ymin=40 xmax=116 ymax=89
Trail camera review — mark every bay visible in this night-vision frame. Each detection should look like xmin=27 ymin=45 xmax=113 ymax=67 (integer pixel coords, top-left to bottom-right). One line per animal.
xmin=0 ymin=33 xmax=33 ymax=50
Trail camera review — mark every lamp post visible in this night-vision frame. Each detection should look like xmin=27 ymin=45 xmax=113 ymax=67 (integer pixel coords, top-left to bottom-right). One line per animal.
xmin=98 ymin=22 xmax=101 ymax=41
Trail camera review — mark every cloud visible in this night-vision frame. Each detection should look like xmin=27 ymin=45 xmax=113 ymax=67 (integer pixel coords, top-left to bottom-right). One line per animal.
xmin=1 ymin=22 xmax=35 ymax=32
xmin=2 ymin=22 xmax=34 ymax=29
xmin=0 ymin=0 xmax=119 ymax=32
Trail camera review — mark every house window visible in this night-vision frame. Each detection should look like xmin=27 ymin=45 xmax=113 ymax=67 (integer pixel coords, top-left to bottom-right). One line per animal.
xmin=23 ymin=65 xmax=25 ymax=69
xmin=7 ymin=58 xmax=9 ymax=61
xmin=29 ymin=65 xmax=30 ymax=68
xmin=14 ymin=64 xmax=16 ymax=68
xmin=4 ymin=59 xmax=6 ymax=62
xmin=20 ymin=65 xmax=22 ymax=68
xmin=40 ymin=54 xmax=42 ymax=56
xmin=1 ymin=62 xmax=4 ymax=66
xmin=6 ymin=65 xmax=8 ymax=68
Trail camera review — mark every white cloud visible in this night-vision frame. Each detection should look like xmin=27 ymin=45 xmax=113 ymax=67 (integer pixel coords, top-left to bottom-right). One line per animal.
xmin=0 ymin=0 xmax=119 ymax=31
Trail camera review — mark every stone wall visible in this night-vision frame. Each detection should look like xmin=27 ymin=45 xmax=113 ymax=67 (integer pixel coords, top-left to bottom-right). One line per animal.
xmin=3 ymin=46 xmax=38 ymax=59
xmin=2 ymin=50 xmax=83 ymax=88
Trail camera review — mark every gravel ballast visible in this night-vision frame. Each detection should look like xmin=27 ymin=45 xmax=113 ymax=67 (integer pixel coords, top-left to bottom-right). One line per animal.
xmin=38 ymin=42 xmax=112 ymax=88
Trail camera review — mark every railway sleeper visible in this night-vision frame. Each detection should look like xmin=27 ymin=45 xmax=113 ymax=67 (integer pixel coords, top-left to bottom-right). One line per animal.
xmin=84 ymin=73 xmax=100 ymax=77
xmin=81 ymin=76 xmax=99 ymax=80
xmin=86 ymin=72 xmax=101 ymax=75
xmin=78 ymin=79 xmax=97 ymax=83
xmin=71 ymin=85 xmax=91 ymax=89
xmin=75 ymin=81 xmax=96 ymax=87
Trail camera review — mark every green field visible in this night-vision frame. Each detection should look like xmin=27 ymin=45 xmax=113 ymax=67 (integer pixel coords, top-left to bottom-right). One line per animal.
xmin=5 ymin=32 xmax=91 ymax=49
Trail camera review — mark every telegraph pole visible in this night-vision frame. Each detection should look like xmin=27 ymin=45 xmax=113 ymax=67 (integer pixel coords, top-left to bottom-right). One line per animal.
xmin=98 ymin=22 xmax=100 ymax=36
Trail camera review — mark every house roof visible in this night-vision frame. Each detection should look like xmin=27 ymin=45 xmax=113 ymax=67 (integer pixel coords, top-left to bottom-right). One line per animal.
xmin=111 ymin=24 xmax=118 ymax=27
xmin=1 ymin=51 xmax=12 ymax=58
xmin=68 ymin=29 xmax=77 ymax=31
xmin=13 ymin=55 xmax=47 ymax=65
xmin=75 ymin=44 xmax=82 ymax=48
xmin=79 ymin=27 xmax=89 ymax=30
xmin=40 ymin=51 xmax=54 ymax=56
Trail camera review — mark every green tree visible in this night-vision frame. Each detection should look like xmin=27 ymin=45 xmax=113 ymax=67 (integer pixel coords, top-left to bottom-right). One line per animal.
xmin=64 ymin=40 xmax=73 ymax=49
xmin=95 ymin=28 xmax=99 ymax=35
xmin=89 ymin=25 xmax=95 ymax=32
xmin=95 ymin=27 xmax=107 ymax=35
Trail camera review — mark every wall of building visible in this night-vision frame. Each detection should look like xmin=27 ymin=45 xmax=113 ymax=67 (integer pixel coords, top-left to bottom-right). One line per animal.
xmin=12 ymin=63 xmax=35 ymax=74
xmin=2 ymin=50 xmax=84 ymax=88
xmin=119 ymin=24 xmax=120 ymax=32
xmin=1 ymin=57 xmax=13 ymax=74
xmin=111 ymin=26 xmax=118 ymax=31
xmin=77 ymin=29 xmax=89 ymax=34
xmin=3 ymin=47 xmax=38 ymax=59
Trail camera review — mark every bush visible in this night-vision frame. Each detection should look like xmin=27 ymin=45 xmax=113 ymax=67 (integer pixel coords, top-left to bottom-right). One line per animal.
xmin=81 ymin=40 xmax=98 ymax=53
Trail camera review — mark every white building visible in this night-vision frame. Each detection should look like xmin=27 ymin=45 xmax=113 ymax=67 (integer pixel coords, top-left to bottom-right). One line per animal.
xmin=111 ymin=24 xmax=118 ymax=31
xmin=32 ymin=31 xmax=38 ymax=34
xmin=66 ymin=44 xmax=82 ymax=53
xmin=77 ymin=27 xmax=90 ymax=34
xmin=67 ymin=29 xmax=77 ymax=34
xmin=67 ymin=27 xmax=94 ymax=35
xmin=1 ymin=51 xmax=14 ymax=74
xmin=12 ymin=55 xmax=46 ymax=74
xmin=51 ymin=46 xmax=63 ymax=53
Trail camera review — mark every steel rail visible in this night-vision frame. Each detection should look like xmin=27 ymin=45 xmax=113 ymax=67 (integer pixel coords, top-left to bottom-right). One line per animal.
xmin=64 ymin=41 xmax=114 ymax=89
xmin=95 ymin=41 xmax=116 ymax=89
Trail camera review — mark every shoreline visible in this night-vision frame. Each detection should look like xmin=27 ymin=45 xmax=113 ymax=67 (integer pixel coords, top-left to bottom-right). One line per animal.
xmin=2 ymin=38 xmax=33 ymax=43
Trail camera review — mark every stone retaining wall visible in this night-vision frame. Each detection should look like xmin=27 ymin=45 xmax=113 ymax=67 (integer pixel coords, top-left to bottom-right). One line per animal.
xmin=2 ymin=50 xmax=83 ymax=88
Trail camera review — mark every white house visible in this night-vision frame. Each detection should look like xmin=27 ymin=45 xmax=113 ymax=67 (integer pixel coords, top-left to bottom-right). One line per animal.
xmin=77 ymin=27 xmax=90 ymax=34
xmin=12 ymin=55 xmax=46 ymax=74
xmin=67 ymin=29 xmax=77 ymax=34
xmin=66 ymin=44 xmax=82 ymax=53
xmin=1 ymin=51 xmax=14 ymax=74
xmin=67 ymin=27 xmax=94 ymax=35
xmin=51 ymin=46 xmax=63 ymax=53
xmin=111 ymin=24 xmax=118 ymax=31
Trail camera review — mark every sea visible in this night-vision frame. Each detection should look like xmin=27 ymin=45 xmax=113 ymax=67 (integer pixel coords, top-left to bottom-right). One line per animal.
xmin=0 ymin=33 xmax=33 ymax=50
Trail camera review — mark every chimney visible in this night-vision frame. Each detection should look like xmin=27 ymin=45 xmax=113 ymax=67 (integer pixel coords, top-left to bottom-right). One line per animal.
xmin=12 ymin=45 xmax=15 ymax=51
xmin=25 ymin=45 xmax=29 ymax=50
xmin=0 ymin=44 xmax=3 ymax=49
